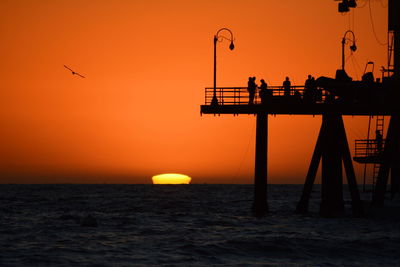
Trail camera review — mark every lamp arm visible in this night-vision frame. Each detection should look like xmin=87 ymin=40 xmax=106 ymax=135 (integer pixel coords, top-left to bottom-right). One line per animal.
xmin=216 ymin=35 xmax=234 ymax=42
xmin=216 ymin=28 xmax=235 ymax=42
xmin=343 ymin=30 xmax=356 ymax=43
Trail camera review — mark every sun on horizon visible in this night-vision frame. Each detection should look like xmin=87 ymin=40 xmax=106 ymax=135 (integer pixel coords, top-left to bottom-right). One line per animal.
xmin=152 ymin=173 xmax=192 ymax=184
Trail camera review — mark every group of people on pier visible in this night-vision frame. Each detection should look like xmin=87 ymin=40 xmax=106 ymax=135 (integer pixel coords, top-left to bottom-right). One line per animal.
xmin=303 ymin=75 xmax=321 ymax=103
xmin=247 ymin=77 xmax=271 ymax=104
xmin=247 ymin=75 xmax=321 ymax=105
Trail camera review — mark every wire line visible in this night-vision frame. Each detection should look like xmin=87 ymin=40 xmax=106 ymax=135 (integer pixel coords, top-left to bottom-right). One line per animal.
xmin=368 ymin=0 xmax=387 ymax=46
xmin=358 ymin=0 xmax=368 ymax=8
xmin=233 ymin=122 xmax=255 ymax=181
xmin=378 ymin=0 xmax=388 ymax=8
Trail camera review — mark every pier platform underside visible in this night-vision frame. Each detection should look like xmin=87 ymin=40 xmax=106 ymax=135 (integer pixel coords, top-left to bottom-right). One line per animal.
xmin=201 ymin=102 xmax=398 ymax=116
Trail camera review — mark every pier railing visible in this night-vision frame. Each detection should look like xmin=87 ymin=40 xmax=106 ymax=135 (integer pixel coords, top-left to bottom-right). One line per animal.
xmin=354 ymin=139 xmax=385 ymax=158
xmin=204 ymin=86 xmax=327 ymax=105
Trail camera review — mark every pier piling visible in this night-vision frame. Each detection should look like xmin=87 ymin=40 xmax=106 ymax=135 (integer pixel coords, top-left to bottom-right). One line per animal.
xmin=252 ymin=113 xmax=269 ymax=217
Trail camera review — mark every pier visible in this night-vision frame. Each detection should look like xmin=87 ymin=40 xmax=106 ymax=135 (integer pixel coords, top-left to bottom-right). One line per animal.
xmin=201 ymin=0 xmax=399 ymax=217
xmin=201 ymin=79 xmax=399 ymax=217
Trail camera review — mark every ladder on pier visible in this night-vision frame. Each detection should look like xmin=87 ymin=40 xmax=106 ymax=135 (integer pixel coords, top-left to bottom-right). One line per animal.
xmin=372 ymin=116 xmax=385 ymax=188
xmin=354 ymin=116 xmax=386 ymax=192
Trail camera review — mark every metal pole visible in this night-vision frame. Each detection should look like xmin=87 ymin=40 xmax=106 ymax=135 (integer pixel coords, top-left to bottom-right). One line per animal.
xmin=211 ymin=28 xmax=234 ymax=106
xmin=342 ymin=37 xmax=345 ymax=71
xmin=342 ymin=30 xmax=356 ymax=71
xmin=363 ymin=115 xmax=372 ymax=192
xmin=212 ymin=36 xmax=218 ymax=106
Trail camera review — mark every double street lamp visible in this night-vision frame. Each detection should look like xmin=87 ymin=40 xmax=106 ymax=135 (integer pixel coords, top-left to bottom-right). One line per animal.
xmin=212 ymin=28 xmax=235 ymax=106
xmin=341 ymin=30 xmax=357 ymax=71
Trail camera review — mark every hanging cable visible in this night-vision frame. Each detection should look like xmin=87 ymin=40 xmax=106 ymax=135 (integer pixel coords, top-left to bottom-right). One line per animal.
xmin=368 ymin=0 xmax=387 ymax=46
xmin=233 ymin=121 xmax=255 ymax=181
xmin=358 ymin=0 xmax=369 ymax=8
xmin=348 ymin=11 xmax=352 ymax=31
xmin=352 ymin=53 xmax=364 ymax=77
xmin=346 ymin=52 xmax=353 ymax=64
xmin=378 ymin=0 xmax=388 ymax=8
xmin=351 ymin=59 xmax=359 ymax=80
xmin=345 ymin=116 xmax=366 ymax=141
xmin=349 ymin=54 xmax=360 ymax=80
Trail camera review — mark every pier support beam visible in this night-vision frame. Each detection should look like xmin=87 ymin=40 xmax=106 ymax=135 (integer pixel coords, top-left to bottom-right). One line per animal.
xmin=296 ymin=113 xmax=363 ymax=217
xmin=296 ymin=118 xmax=325 ymax=213
xmin=320 ymin=114 xmax=344 ymax=217
xmin=252 ymin=113 xmax=268 ymax=216
xmin=391 ymin=163 xmax=400 ymax=199
xmin=373 ymin=0 xmax=400 ymax=205
xmin=373 ymin=115 xmax=400 ymax=206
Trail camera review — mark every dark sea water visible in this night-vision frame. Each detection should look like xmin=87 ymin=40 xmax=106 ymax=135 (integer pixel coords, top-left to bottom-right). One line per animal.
xmin=0 ymin=184 xmax=399 ymax=266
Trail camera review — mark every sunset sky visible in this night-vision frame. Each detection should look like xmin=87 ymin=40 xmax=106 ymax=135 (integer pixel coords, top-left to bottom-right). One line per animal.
xmin=0 ymin=0 xmax=388 ymax=184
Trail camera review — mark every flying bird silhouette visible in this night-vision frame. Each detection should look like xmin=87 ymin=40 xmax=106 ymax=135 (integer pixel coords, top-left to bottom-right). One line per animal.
xmin=64 ymin=65 xmax=85 ymax=78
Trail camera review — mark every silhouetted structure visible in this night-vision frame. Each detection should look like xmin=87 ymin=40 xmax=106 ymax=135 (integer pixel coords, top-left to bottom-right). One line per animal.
xmin=247 ymin=77 xmax=257 ymax=105
xmin=341 ymin=30 xmax=357 ymax=71
xmin=259 ymin=79 xmax=268 ymax=104
xmin=376 ymin=130 xmax=383 ymax=154
xmin=304 ymin=75 xmax=318 ymax=103
xmin=201 ymin=1 xmax=400 ymax=217
xmin=212 ymin=28 xmax=235 ymax=106
xmin=283 ymin=77 xmax=291 ymax=97
xmin=353 ymin=116 xmax=386 ymax=191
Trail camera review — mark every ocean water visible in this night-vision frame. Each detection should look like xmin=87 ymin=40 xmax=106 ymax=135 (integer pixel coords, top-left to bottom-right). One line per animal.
xmin=0 ymin=184 xmax=399 ymax=266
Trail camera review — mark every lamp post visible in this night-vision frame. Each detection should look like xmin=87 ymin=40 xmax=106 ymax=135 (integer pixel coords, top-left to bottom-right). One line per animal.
xmin=212 ymin=28 xmax=235 ymax=106
xmin=341 ymin=30 xmax=357 ymax=71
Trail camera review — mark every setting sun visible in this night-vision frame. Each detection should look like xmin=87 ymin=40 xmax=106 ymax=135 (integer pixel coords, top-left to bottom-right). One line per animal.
xmin=152 ymin=173 xmax=192 ymax=184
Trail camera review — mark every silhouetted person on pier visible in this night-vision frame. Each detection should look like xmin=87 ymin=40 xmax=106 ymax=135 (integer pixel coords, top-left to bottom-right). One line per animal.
xmin=283 ymin=77 xmax=291 ymax=97
xmin=305 ymin=75 xmax=312 ymax=90
xmin=304 ymin=75 xmax=320 ymax=102
xmin=311 ymin=76 xmax=322 ymax=102
xmin=247 ymin=77 xmax=257 ymax=104
xmin=376 ymin=130 xmax=383 ymax=154
xmin=259 ymin=79 xmax=268 ymax=104
xmin=304 ymin=75 xmax=313 ymax=102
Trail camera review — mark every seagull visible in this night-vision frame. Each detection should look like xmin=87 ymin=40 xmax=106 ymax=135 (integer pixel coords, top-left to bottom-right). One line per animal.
xmin=64 ymin=65 xmax=85 ymax=78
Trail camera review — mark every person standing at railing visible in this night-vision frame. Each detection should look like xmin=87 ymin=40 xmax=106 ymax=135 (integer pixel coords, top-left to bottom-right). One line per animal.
xmin=304 ymin=75 xmax=312 ymax=102
xmin=247 ymin=76 xmax=257 ymax=105
xmin=304 ymin=75 xmax=319 ymax=103
xmin=310 ymin=76 xmax=321 ymax=102
xmin=259 ymin=79 xmax=268 ymax=104
xmin=283 ymin=77 xmax=291 ymax=97
xmin=376 ymin=130 xmax=383 ymax=154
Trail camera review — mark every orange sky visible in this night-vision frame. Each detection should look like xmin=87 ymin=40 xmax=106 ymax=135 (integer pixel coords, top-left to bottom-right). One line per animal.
xmin=0 ymin=0 xmax=388 ymax=184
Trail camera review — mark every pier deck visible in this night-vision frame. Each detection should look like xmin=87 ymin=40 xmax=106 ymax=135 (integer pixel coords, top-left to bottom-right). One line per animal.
xmin=200 ymin=86 xmax=398 ymax=116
